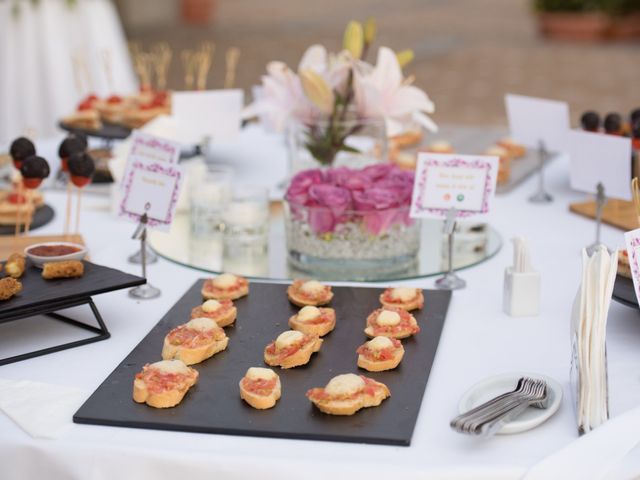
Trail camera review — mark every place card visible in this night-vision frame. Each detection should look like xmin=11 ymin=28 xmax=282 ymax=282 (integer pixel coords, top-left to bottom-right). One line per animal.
xmin=172 ymin=89 xmax=244 ymax=145
xmin=567 ymin=129 xmax=632 ymax=200
xmin=119 ymin=131 xmax=184 ymax=231
xmin=505 ymin=94 xmax=570 ymax=152
xmin=410 ymin=153 xmax=499 ymax=219
xmin=624 ymin=228 xmax=640 ymax=304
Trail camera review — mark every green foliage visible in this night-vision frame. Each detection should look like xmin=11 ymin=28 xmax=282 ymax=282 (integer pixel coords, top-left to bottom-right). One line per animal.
xmin=534 ymin=0 xmax=640 ymax=14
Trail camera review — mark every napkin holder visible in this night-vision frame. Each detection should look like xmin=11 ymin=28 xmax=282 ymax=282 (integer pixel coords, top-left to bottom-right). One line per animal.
xmin=503 ymin=237 xmax=540 ymax=316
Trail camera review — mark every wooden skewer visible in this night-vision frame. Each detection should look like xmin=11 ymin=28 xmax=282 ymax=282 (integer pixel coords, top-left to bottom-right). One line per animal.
xmin=632 ymin=177 xmax=640 ymax=224
xmin=75 ymin=187 xmax=83 ymax=234
xmin=14 ymin=184 xmax=22 ymax=240
xmin=77 ymin=54 xmax=94 ymax=93
xmin=224 ymin=47 xmax=240 ymax=89
xmin=196 ymin=42 xmax=214 ymax=91
xmin=24 ymin=190 xmax=33 ymax=236
xmin=152 ymin=42 xmax=172 ymax=91
xmin=181 ymin=50 xmax=196 ymax=90
xmin=101 ymin=49 xmax=114 ymax=92
xmin=64 ymin=182 xmax=73 ymax=238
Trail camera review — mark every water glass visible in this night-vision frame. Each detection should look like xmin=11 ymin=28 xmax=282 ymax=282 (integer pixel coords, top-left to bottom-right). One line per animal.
xmin=222 ymin=186 xmax=269 ymax=255
xmin=189 ymin=164 xmax=234 ymax=236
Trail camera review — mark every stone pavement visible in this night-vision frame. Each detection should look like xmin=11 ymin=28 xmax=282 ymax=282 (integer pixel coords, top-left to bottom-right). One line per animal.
xmin=123 ymin=0 xmax=640 ymax=127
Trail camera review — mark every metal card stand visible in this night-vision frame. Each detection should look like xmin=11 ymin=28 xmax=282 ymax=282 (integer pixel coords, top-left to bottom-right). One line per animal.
xmin=586 ymin=182 xmax=610 ymax=255
xmin=529 ymin=140 xmax=553 ymax=204
xmin=0 ymin=297 xmax=109 ymax=366
xmin=129 ymin=213 xmax=161 ymax=299
xmin=435 ymin=207 xmax=466 ymax=290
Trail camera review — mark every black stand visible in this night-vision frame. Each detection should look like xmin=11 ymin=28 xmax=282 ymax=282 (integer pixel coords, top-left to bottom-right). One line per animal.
xmin=0 ymin=296 xmax=109 ymax=366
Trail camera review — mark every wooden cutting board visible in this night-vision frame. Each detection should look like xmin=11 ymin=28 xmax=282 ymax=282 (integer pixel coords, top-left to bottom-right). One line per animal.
xmin=569 ymin=199 xmax=639 ymax=231
xmin=0 ymin=234 xmax=85 ymax=260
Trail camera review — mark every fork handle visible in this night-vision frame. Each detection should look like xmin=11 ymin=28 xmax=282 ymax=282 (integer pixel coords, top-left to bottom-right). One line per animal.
xmin=476 ymin=400 xmax=531 ymax=436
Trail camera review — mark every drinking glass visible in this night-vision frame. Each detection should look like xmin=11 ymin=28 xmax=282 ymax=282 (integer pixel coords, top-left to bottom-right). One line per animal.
xmin=189 ymin=165 xmax=233 ymax=237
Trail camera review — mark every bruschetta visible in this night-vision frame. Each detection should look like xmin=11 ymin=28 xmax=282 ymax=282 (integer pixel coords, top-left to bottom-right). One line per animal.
xmin=162 ymin=317 xmax=229 ymax=365
xmin=133 ymin=360 xmax=198 ymax=408
xmin=306 ymin=373 xmax=390 ymax=415
xmin=264 ymin=330 xmax=322 ymax=368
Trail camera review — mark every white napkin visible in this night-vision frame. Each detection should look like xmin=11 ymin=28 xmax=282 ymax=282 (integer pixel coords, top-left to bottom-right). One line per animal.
xmin=524 ymin=404 xmax=640 ymax=479
xmin=0 ymin=378 xmax=88 ymax=439
xmin=570 ymin=247 xmax=617 ymax=434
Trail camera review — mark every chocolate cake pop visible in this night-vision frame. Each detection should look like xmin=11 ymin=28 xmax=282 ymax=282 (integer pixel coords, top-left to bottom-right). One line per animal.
xmin=630 ymin=108 xmax=640 ymax=126
xmin=9 ymin=137 xmax=36 ymax=169
xmin=58 ymin=135 xmax=87 ymax=172
xmin=67 ymin=152 xmax=95 ymax=187
xmin=20 ymin=156 xmax=50 ymax=189
xmin=580 ymin=111 xmax=600 ymax=132
xmin=604 ymin=113 xmax=623 ymax=135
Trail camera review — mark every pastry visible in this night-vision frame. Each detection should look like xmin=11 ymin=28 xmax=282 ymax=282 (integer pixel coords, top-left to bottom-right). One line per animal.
xmin=287 ymin=279 xmax=333 ymax=306
xmin=4 ymin=253 xmax=25 ymax=279
xmin=133 ymin=360 xmax=198 ymax=408
xmin=0 ymin=277 xmax=21 ymax=300
xmin=67 ymin=152 xmax=95 ymax=187
xmin=190 ymin=299 xmax=237 ymax=327
xmin=264 ymin=330 xmax=322 ymax=369
xmin=364 ymin=306 xmax=420 ymax=339
xmin=42 ymin=260 xmax=84 ymax=279
xmin=484 ymin=146 xmax=511 ymax=185
xmin=97 ymin=95 xmax=129 ymax=124
xmin=390 ymin=147 xmax=417 ymax=170
xmin=20 ymin=156 xmax=50 ymax=189
xmin=306 ymin=373 xmax=390 ymax=415
xmin=0 ymin=196 xmax=34 ymax=225
xmin=9 ymin=137 xmax=36 ymax=169
xmin=389 ymin=128 xmax=423 ymax=150
xmin=581 ymin=111 xmax=600 ymax=132
xmin=496 ymin=137 xmax=526 ymax=158
xmin=618 ymin=249 xmax=631 ymax=278
xmin=288 ymin=305 xmax=336 ymax=337
xmin=201 ymin=273 xmax=249 ymax=300
xmin=357 ymin=336 xmax=404 ymax=372
xmin=239 ymin=367 xmax=281 ymax=410
xmin=379 ymin=287 xmax=424 ymax=311
xmin=424 ymin=140 xmax=454 ymax=154
xmin=162 ymin=317 xmax=228 ymax=365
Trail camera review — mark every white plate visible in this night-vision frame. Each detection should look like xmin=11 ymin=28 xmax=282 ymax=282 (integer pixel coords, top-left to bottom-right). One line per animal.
xmin=458 ymin=372 xmax=563 ymax=435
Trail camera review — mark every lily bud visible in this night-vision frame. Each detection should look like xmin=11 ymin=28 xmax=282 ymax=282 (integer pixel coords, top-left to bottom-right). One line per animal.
xmin=299 ymin=69 xmax=335 ymax=115
xmin=396 ymin=49 xmax=415 ymax=68
xmin=364 ymin=17 xmax=377 ymax=45
xmin=343 ymin=21 xmax=364 ymax=59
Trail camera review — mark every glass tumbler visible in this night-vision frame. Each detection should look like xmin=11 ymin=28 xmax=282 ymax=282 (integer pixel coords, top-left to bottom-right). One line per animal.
xmin=189 ymin=165 xmax=234 ymax=237
xmin=222 ymin=186 xmax=269 ymax=255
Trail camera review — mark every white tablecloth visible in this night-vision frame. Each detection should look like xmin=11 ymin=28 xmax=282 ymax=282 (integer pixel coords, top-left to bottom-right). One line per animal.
xmin=0 ymin=0 xmax=136 ymax=144
xmin=1 ymin=128 xmax=640 ymax=479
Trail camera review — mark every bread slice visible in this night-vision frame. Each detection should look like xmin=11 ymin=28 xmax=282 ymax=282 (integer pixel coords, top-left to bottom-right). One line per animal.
xmin=133 ymin=360 xmax=198 ymax=408
xmin=379 ymin=287 xmax=424 ymax=311
xmin=190 ymin=299 xmax=237 ymax=327
xmin=264 ymin=330 xmax=323 ymax=368
xmin=239 ymin=367 xmax=281 ymax=409
xmin=306 ymin=373 xmax=390 ymax=415
xmin=162 ymin=317 xmax=229 ymax=365
xmin=287 ymin=279 xmax=333 ymax=306
xmin=288 ymin=306 xmax=336 ymax=337
xmin=357 ymin=336 xmax=404 ymax=372
xmin=364 ymin=307 xmax=420 ymax=339
xmin=201 ymin=273 xmax=249 ymax=300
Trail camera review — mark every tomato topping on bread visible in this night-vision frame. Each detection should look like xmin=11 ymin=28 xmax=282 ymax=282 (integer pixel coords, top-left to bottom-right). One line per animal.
xmin=133 ymin=360 xmax=198 ymax=408
xmin=264 ymin=330 xmax=323 ymax=368
xmin=202 ymin=273 xmax=249 ymax=300
xmin=239 ymin=367 xmax=281 ymax=409
xmin=190 ymin=298 xmax=237 ymax=327
xmin=364 ymin=307 xmax=420 ymax=339
xmin=288 ymin=306 xmax=336 ymax=336
xmin=287 ymin=279 xmax=333 ymax=306
xmin=357 ymin=336 xmax=405 ymax=372
xmin=306 ymin=373 xmax=390 ymax=415
xmin=162 ymin=317 xmax=229 ymax=365
xmin=379 ymin=287 xmax=424 ymax=311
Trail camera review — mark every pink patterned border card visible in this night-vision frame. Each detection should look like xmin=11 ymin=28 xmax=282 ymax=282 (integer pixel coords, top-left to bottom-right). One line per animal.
xmin=624 ymin=228 xmax=640 ymax=304
xmin=410 ymin=153 xmax=499 ymax=219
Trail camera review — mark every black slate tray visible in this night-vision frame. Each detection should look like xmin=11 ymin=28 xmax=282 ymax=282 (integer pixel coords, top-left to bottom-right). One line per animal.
xmin=0 ymin=261 xmax=146 ymax=321
xmin=612 ymin=275 xmax=638 ymax=310
xmin=0 ymin=205 xmax=54 ymax=236
xmin=74 ymin=281 xmax=451 ymax=446
xmin=59 ymin=120 xmax=131 ymax=141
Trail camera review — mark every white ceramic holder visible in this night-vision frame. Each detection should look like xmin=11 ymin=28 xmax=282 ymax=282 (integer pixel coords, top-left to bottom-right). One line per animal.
xmin=503 ymin=237 xmax=540 ymax=316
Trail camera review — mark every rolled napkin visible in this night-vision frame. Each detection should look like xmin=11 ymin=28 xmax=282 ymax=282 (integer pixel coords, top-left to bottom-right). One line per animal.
xmin=570 ymin=246 xmax=617 ymax=434
xmin=0 ymin=378 xmax=88 ymax=439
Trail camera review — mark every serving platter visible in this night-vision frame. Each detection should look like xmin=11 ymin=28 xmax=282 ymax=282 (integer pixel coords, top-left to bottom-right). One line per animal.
xmin=74 ymin=280 xmax=452 ymax=446
xmin=612 ymin=274 xmax=638 ymax=309
xmin=0 ymin=205 xmax=54 ymax=235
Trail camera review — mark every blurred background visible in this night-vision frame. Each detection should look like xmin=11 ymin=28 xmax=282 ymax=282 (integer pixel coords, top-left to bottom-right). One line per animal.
xmin=115 ymin=0 xmax=640 ymax=125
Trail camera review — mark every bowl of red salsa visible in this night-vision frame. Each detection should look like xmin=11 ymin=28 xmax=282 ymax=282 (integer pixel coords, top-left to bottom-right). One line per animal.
xmin=24 ymin=242 xmax=88 ymax=268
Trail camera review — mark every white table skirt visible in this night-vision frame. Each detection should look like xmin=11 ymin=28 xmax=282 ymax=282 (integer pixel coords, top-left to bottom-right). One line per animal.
xmin=0 ymin=128 xmax=640 ymax=479
xmin=0 ymin=0 xmax=137 ymax=144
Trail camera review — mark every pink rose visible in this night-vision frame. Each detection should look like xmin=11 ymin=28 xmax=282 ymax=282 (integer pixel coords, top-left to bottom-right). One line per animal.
xmin=307 ymin=184 xmax=352 ymax=233
xmin=286 ymin=169 xmax=325 ymax=205
xmin=352 ymin=187 xmax=399 ymax=211
xmin=362 ymin=163 xmax=394 ymax=181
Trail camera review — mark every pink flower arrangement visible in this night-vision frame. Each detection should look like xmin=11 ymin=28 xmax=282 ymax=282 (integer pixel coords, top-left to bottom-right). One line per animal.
xmin=286 ymin=165 xmax=415 ymax=235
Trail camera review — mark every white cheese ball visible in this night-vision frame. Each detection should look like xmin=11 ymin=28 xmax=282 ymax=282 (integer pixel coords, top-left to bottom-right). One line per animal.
xmin=376 ymin=310 xmax=401 ymax=326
